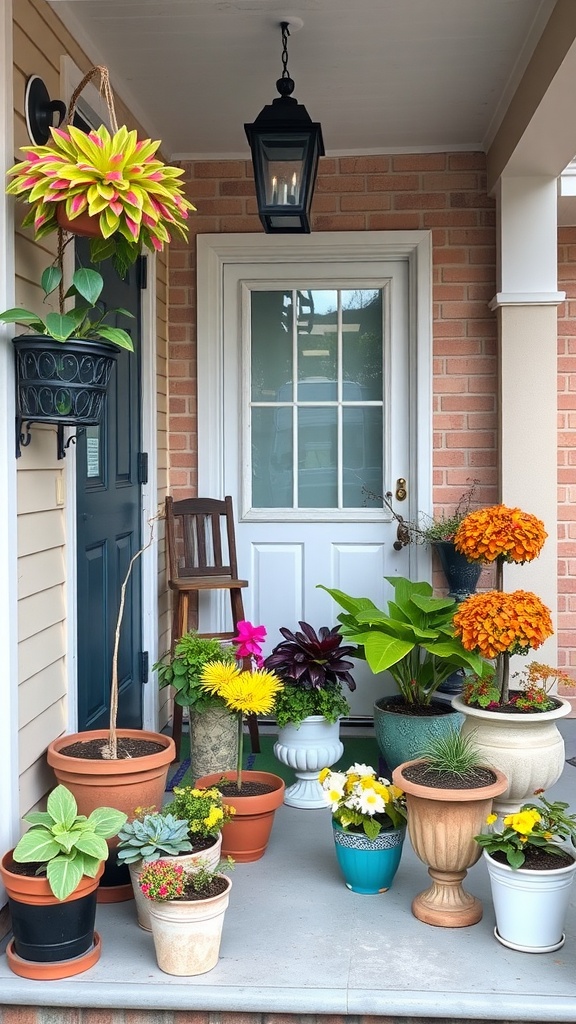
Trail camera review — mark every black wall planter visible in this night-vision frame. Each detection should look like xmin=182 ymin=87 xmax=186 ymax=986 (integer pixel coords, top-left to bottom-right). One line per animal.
xmin=434 ymin=540 xmax=482 ymax=603
xmin=14 ymin=335 xmax=116 ymax=458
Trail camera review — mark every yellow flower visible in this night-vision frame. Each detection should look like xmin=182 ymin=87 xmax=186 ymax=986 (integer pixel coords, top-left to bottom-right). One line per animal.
xmin=453 ymin=590 xmax=553 ymax=658
xmin=454 ymin=505 xmax=547 ymax=564
xmin=486 ymin=813 xmax=498 ymax=825
xmin=503 ymin=809 xmax=541 ymax=835
xmin=215 ymin=668 xmax=283 ymax=716
xmin=200 ymin=661 xmax=241 ymax=695
xmin=318 ymin=768 xmax=330 ymax=784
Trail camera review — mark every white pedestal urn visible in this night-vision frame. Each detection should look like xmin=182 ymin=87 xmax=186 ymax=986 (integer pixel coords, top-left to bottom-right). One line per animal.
xmin=452 ymin=696 xmax=571 ymax=819
xmin=483 ymin=849 xmax=576 ymax=952
xmin=273 ymin=716 xmax=344 ymax=808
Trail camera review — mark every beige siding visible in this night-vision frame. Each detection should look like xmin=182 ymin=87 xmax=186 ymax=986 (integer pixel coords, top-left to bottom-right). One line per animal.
xmin=13 ymin=0 xmax=170 ymax=816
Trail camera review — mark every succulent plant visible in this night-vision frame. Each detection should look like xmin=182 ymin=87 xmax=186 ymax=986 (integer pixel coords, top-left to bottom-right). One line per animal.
xmin=116 ymin=812 xmax=192 ymax=866
xmin=264 ymin=622 xmax=356 ymax=692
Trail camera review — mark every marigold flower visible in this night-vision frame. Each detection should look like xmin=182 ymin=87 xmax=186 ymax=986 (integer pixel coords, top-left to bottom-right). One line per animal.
xmin=454 ymin=505 xmax=547 ymax=564
xmin=453 ymin=590 xmax=553 ymax=658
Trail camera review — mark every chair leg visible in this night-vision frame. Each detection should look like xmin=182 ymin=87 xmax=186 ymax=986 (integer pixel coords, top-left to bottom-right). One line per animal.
xmin=247 ymin=713 xmax=260 ymax=754
xmin=172 ymin=702 xmax=183 ymax=763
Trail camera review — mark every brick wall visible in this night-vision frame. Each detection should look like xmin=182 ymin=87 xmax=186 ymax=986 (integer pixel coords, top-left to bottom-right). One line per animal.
xmin=557 ymin=228 xmax=576 ymax=675
xmin=0 ymin=1010 xmax=554 ymax=1024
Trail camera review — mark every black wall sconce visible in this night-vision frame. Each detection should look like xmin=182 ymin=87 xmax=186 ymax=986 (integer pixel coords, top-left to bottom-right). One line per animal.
xmin=25 ymin=76 xmax=67 ymax=145
xmin=245 ymin=21 xmax=324 ymax=234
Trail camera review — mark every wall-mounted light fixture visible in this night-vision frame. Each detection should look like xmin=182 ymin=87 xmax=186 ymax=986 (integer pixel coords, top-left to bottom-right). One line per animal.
xmin=24 ymin=76 xmax=67 ymax=145
xmin=245 ymin=21 xmax=324 ymax=234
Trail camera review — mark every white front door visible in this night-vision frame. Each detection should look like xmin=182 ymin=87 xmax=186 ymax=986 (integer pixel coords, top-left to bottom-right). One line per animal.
xmin=197 ymin=232 xmax=432 ymax=718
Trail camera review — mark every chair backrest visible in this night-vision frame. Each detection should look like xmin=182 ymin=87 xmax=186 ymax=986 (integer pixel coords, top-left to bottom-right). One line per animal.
xmin=165 ymin=495 xmax=241 ymax=582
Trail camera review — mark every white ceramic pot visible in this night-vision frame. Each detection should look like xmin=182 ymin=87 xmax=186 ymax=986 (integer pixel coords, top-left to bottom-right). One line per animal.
xmin=483 ymin=848 xmax=576 ymax=952
xmin=128 ymin=833 xmax=223 ymax=931
xmin=273 ymin=716 xmax=343 ymax=808
xmin=147 ymin=875 xmax=231 ymax=976
xmin=452 ymin=695 xmax=571 ymax=818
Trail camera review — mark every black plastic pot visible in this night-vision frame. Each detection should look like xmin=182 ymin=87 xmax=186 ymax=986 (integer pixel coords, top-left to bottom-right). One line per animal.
xmin=13 ymin=335 xmax=116 ymax=426
xmin=9 ymin=889 xmax=98 ymax=962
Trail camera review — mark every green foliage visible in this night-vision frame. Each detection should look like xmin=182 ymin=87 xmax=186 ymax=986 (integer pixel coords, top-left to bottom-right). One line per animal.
xmin=475 ymin=796 xmax=576 ymax=869
xmin=13 ymin=785 xmax=127 ymax=900
xmin=154 ymin=633 xmax=237 ymax=710
xmin=417 ymin=729 xmax=485 ymax=778
xmin=263 ymin=622 xmax=356 ymax=691
xmin=0 ymin=266 xmax=134 ymax=350
xmin=318 ymin=576 xmax=489 ymax=706
xmin=274 ymin=682 xmax=350 ymax=728
xmin=116 ymin=812 xmax=192 ymax=866
xmin=164 ymin=785 xmax=235 ymax=839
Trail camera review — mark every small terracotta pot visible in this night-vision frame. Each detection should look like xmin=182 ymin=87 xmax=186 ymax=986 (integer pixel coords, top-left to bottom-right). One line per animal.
xmin=56 ymin=203 xmax=103 ymax=238
xmin=393 ymin=759 xmax=508 ymax=927
xmin=194 ymin=770 xmax=285 ymax=862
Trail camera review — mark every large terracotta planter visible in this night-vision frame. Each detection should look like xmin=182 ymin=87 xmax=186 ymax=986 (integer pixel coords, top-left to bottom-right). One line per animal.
xmin=47 ymin=730 xmax=175 ymax=901
xmin=189 ymin=707 xmax=238 ymax=782
xmin=129 ymin=833 xmax=223 ymax=931
xmin=452 ymin=696 xmax=571 ymax=818
xmin=195 ymin=770 xmax=285 ymax=862
xmin=374 ymin=696 xmax=464 ymax=771
xmin=0 ymin=851 xmax=103 ymax=979
xmin=392 ymin=759 xmax=508 ymax=927
xmin=273 ymin=715 xmax=343 ymax=808
xmin=147 ymin=875 xmax=232 ymax=976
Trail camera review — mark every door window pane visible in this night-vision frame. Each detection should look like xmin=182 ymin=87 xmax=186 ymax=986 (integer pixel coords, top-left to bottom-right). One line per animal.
xmin=298 ymin=406 xmax=338 ymax=508
xmin=343 ymin=407 xmax=383 ymax=507
xmin=251 ymin=290 xmax=293 ymax=400
xmin=342 ymin=289 xmax=383 ymax=401
xmin=253 ymin=406 xmax=293 ymax=508
xmin=297 ymin=290 xmax=337 ymax=401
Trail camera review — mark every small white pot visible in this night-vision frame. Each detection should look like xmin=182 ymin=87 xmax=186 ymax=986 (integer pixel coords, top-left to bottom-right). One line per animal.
xmin=273 ymin=716 xmax=343 ymax=808
xmin=128 ymin=833 xmax=223 ymax=931
xmin=147 ymin=875 xmax=231 ymax=976
xmin=483 ymin=848 xmax=576 ymax=952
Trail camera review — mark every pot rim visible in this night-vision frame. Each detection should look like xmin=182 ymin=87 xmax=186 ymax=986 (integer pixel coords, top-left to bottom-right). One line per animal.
xmin=47 ymin=729 xmax=175 ymax=775
xmin=482 ymin=847 xmax=576 ymax=877
xmin=392 ymin=758 xmax=508 ymax=801
xmin=452 ymin=695 xmax=572 ymax=723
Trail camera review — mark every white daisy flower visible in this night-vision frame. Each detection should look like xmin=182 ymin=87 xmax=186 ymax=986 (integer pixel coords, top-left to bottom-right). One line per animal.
xmin=356 ymin=787 xmax=386 ymax=817
xmin=346 ymin=763 xmax=376 ymax=778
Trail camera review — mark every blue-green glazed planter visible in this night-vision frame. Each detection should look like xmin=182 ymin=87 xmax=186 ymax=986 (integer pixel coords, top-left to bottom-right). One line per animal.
xmin=332 ymin=820 xmax=406 ymax=894
xmin=374 ymin=696 xmax=463 ymax=772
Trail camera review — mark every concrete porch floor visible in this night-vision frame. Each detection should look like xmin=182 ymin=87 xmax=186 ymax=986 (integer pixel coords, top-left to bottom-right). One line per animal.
xmin=0 ymin=720 xmax=574 ymax=1022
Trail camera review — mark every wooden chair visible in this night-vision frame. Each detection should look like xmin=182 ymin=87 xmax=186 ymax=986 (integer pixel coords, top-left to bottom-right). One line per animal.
xmin=165 ymin=495 xmax=260 ymax=759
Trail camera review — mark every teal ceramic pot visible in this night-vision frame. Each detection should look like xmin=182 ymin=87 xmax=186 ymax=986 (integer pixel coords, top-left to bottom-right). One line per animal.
xmin=373 ymin=696 xmax=463 ymax=772
xmin=331 ymin=820 xmax=406 ymax=894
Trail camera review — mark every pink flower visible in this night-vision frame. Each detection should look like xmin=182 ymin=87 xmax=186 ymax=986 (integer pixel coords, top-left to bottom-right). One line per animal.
xmin=233 ymin=621 xmax=266 ymax=667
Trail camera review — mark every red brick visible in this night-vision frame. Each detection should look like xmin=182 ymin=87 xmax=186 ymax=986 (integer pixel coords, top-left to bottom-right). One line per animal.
xmin=368 ymin=212 xmax=421 ymax=230
xmin=193 ymin=160 xmax=245 ymax=178
xmin=340 ymin=194 xmax=392 ymax=212
xmin=316 ymin=175 xmax=365 ymax=193
xmin=367 ymin=173 xmax=419 ymax=191
xmin=339 ymin=155 xmax=391 ymax=173
xmin=448 ymin=152 xmax=487 ymax=170
xmin=392 ymin=153 xmax=447 ymax=171
xmin=394 ymin=192 xmax=447 ymax=210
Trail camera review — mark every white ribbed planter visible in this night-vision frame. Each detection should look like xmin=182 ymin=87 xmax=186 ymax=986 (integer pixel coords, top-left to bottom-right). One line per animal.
xmin=452 ymin=696 xmax=571 ymax=818
xmin=483 ymin=848 xmax=576 ymax=952
xmin=273 ymin=716 xmax=343 ymax=808
xmin=129 ymin=833 xmax=222 ymax=931
xmin=147 ymin=875 xmax=231 ymax=976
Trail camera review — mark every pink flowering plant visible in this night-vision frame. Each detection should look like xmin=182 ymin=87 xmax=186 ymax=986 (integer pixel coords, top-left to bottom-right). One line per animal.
xmin=139 ymin=857 xmax=234 ymax=902
xmin=232 ymin=620 xmax=267 ymax=667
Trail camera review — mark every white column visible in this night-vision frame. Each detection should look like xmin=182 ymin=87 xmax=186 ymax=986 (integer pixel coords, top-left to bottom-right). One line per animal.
xmin=490 ymin=176 xmax=562 ymax=662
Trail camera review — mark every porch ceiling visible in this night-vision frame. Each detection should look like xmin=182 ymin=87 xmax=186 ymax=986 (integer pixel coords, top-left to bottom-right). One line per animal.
xmin=47 ymin=0 xmax=556 ymax=161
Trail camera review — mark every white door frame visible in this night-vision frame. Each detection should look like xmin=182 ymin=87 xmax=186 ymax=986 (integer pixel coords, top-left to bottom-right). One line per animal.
xmin=197 ymin=230 xmax=433 ymax=596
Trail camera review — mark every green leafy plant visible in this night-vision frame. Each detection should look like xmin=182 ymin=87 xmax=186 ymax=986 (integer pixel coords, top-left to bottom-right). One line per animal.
xmin=264 ymin=622 xmax=356 ymax=727
xmin=320 ymin=762 xmax=407 ymax=839
xmin=416 ymin=729 xmax=486 ymax=779
xmin=154 ymin=633 xmax=237 ymax=711
xmin=319 ymin=577 xmax=489 ymax=706
xmin=463 ymin=662 xmax=572 ymax=713
xmin=164 ymin=785 xmax=235 ymax=839
xmin=0 ymin=265 xmax=134 ymax=349
xmin=12 ymin=784 xmax=127 ymax=900
xmin=116 ymin=812 xmax=192 ymax=866
xmin=475 ymin=795 xmax=576 ymax=869
xmin=139 ymin=856 xmax=234 ymax=902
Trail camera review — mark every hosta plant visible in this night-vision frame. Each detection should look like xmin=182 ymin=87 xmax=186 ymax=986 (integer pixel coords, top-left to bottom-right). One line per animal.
xmin=6 ymin=124 xmax=195 ymax=277
xmin=12 ymin=784 xmax=127 ymax=900
xmin=0 ymin=265 xmax=134 ymax=349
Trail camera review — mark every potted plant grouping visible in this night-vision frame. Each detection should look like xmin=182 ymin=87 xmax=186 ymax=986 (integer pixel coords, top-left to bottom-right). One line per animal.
xmin=474 ymin=793 xmax=576 ymax=952
xmin=0 ymin=785 xmax=126 ymax=979
xmin=138 ymin=857 xmax=233 ymax=976
xmin=319 ymin=576 xmax=489 ymax=771
xmin=392 ymin=731 xmax=507 ymax=927
xmin=320 ymin=762 xmax=407 ymax=894
xmin=264 ymin=622 xmax=357 ymax=808
xmin=154 ymin=634 xmax=239 ymax=781
xmin=450 ymin=504 xmax=573 ymax=817
xmin=116 ymin=786 xmax=234 ymax=929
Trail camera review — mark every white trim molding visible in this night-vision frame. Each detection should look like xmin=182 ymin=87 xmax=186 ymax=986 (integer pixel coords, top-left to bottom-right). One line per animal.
xmin=489 ymin=291 xmax=565 ymax=309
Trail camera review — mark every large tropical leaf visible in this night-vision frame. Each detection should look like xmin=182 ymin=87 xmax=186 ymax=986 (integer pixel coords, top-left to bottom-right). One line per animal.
xmin=47 ymin=785 xmax=77 ymax=829
xmin=362 ymin=632 xmax=415 ymax=673
xmin=12 ymin=830 xmax=61 ymax=862
xmin=88 ymin=806 xmax=128 ymax=837
xmin=47 ymin=856 xmax=84 ymax=901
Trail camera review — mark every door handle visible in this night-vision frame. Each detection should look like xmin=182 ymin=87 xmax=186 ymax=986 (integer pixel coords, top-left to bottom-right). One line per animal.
xmin=395 ymin=478 xmax=407 ymax=501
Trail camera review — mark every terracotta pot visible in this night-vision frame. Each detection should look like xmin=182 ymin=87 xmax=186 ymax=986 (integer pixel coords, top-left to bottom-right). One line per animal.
xmin=56 ymin=203 xmax=103 ymax=238
xmin=452 ymin=696 xmax=571 ymax=818
xmin=0 ymin=851 xmax=103 ymax=979
xmin=147 ymin=875 xmax=232 ymax=976
xmin=129 ymin=833 xmax=223 ymax=931
xmin=392 ymin=759 xmax=508 ymax=927
xmin=194 ymin=770 xmax=285 ymax=862
xmin=47 ymin=729 xmax=175 ymax=902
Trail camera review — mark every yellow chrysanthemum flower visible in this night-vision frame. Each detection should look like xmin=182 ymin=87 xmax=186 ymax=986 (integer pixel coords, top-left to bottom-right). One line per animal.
xmin=454 ymin=505 xmax=547 ymax=564
xmin=215 ymin=668 xmax=283 ymax=716
xmin=200 ymin=661 xmax=241 ymax=695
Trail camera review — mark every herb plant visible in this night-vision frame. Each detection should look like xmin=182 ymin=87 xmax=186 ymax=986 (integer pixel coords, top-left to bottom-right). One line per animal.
xmin=154 ymin=633 xmax=237 ymax=711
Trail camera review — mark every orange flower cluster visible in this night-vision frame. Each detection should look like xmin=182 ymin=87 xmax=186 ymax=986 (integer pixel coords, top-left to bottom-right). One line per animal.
xmin=453 ymin=590 xmax=553 ymax=659
xmin=454 ymin=505 xmax=547 ymax=564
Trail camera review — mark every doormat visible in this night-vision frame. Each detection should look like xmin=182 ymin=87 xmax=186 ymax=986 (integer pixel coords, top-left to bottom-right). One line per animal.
xmin=166 ymin=732 xmax=386 ymax=791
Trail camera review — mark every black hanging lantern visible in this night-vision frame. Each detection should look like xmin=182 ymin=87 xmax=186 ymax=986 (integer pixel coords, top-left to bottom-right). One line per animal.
xmin=245 ymin=22 xmax=324 ymax=234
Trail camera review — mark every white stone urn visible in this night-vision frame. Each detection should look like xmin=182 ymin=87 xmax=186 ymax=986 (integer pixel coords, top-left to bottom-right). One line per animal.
xmin=273 ymin=715 xmax=343 ymax=808
xmin=452 ymin=695 xmax=572 ymax=819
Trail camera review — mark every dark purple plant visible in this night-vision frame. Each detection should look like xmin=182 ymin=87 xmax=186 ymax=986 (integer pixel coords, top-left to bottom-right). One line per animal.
xmin=264 ymin=622 xmax=356 ymax=692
